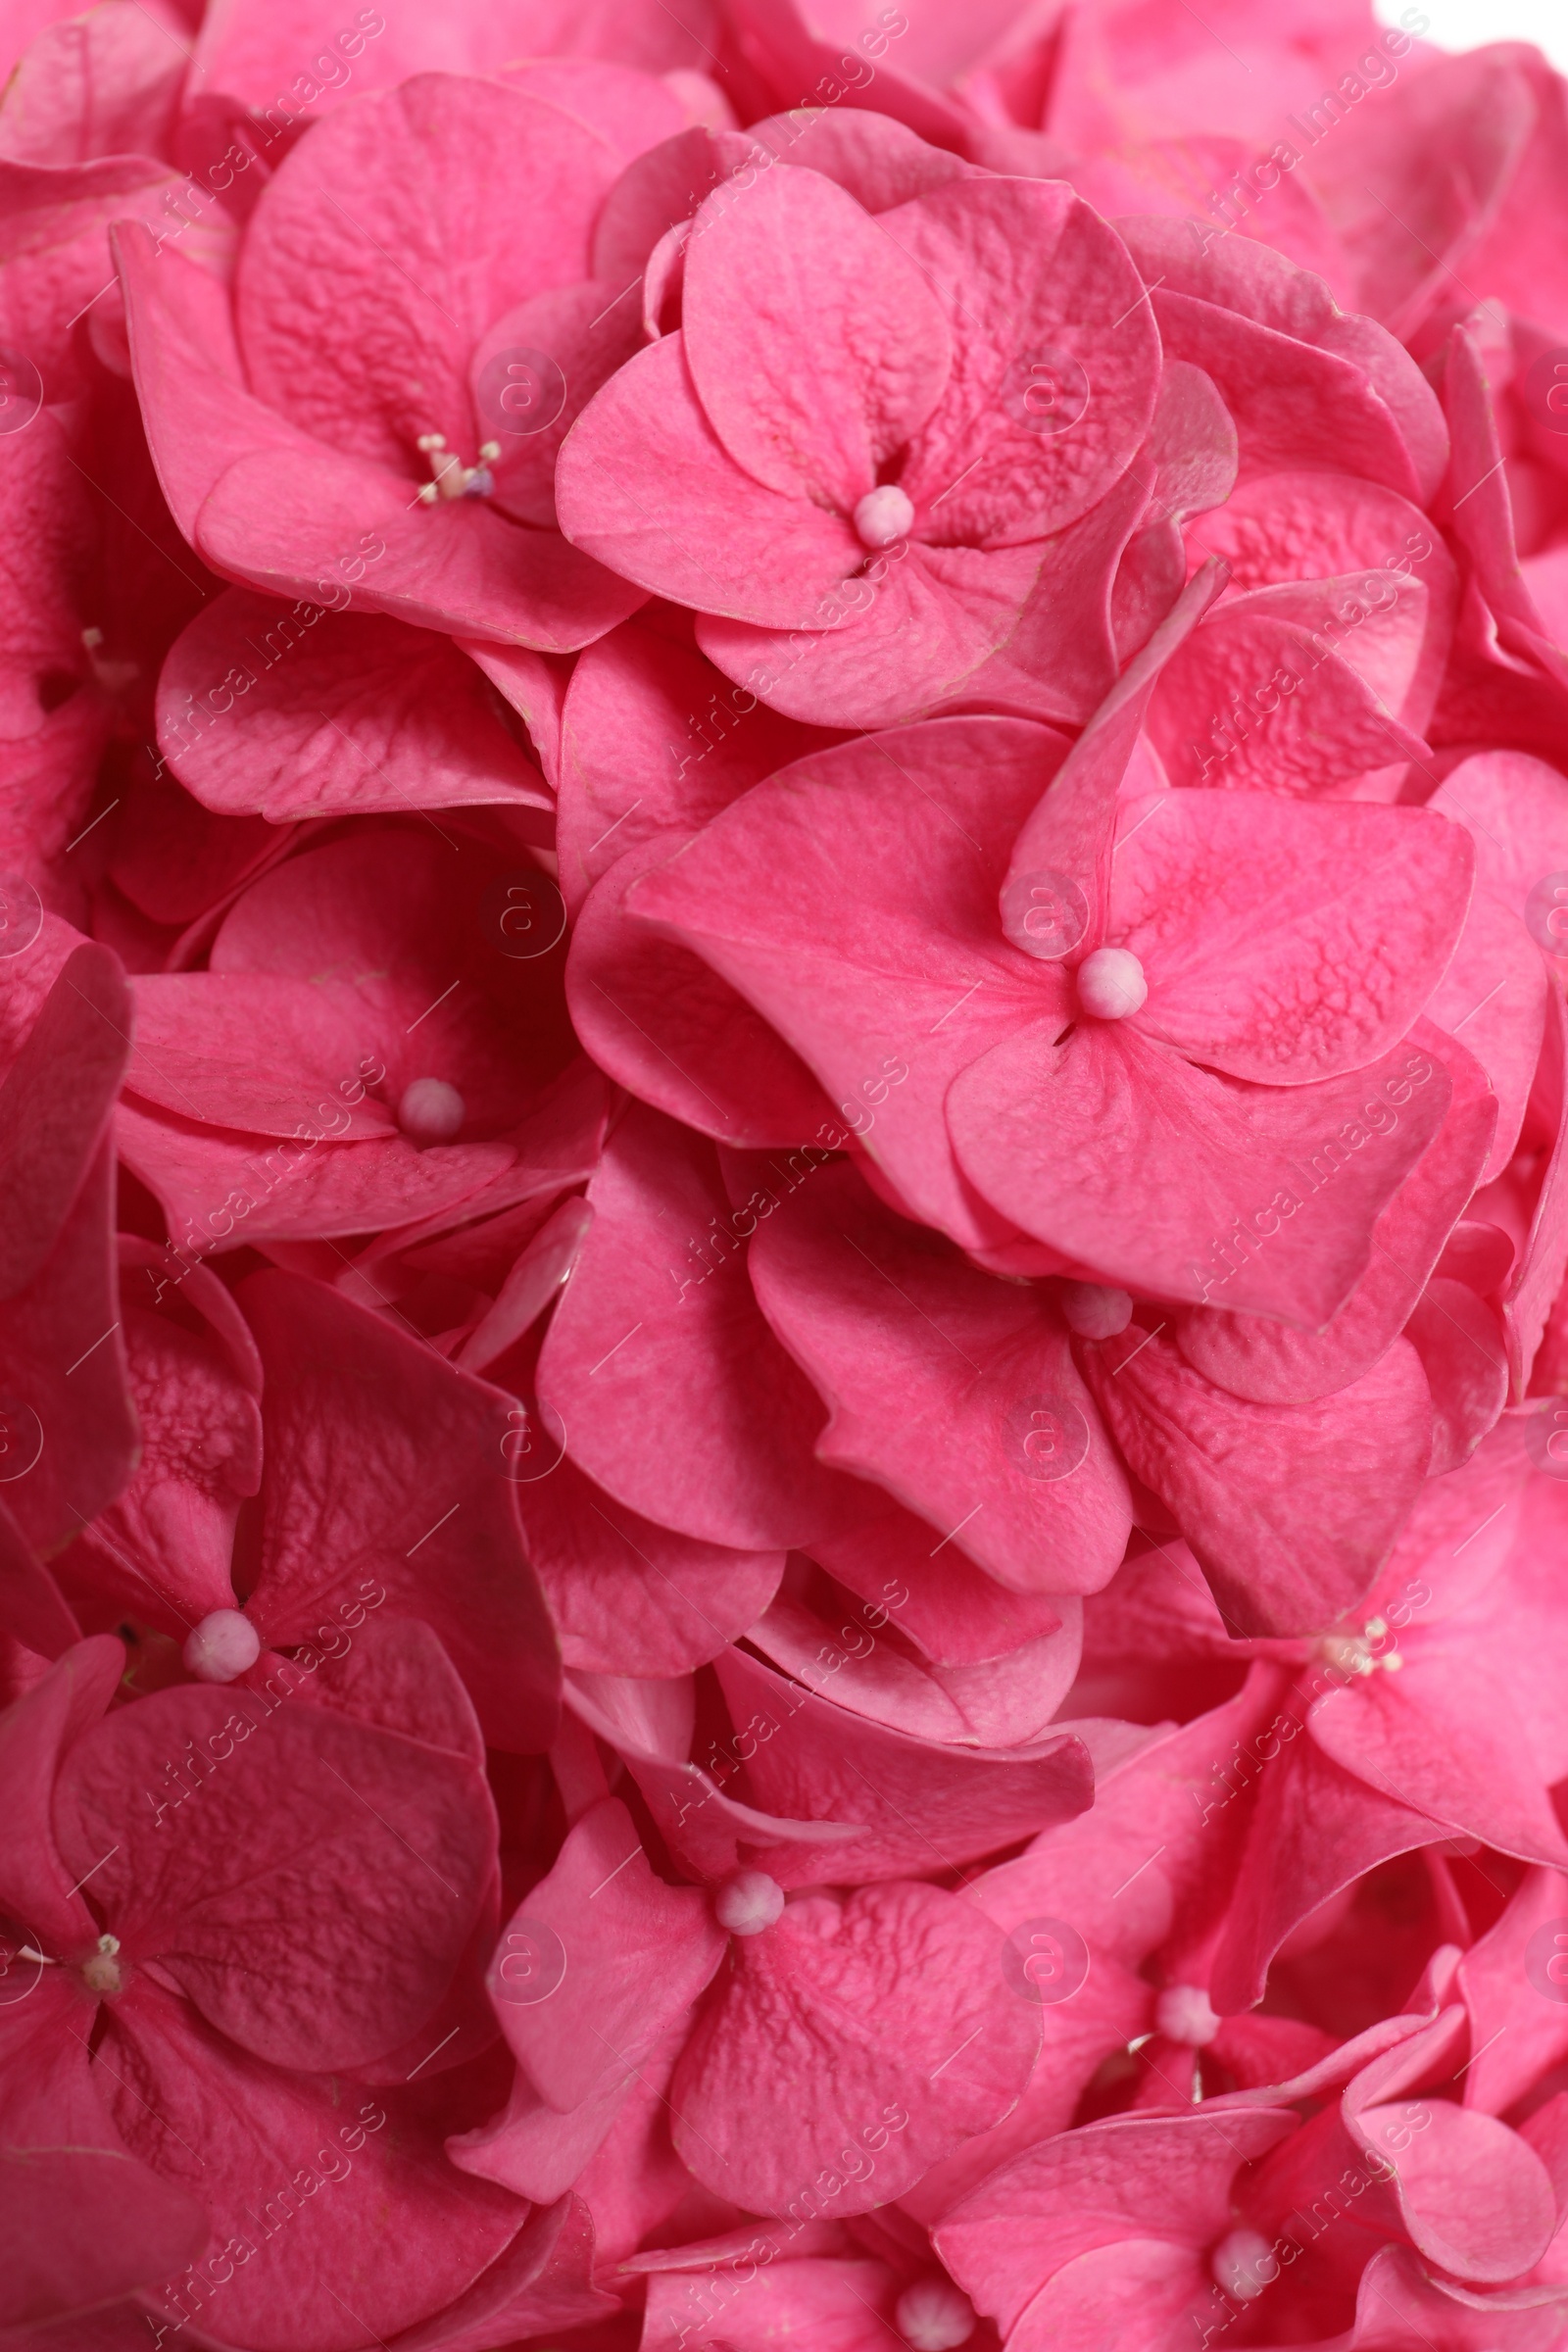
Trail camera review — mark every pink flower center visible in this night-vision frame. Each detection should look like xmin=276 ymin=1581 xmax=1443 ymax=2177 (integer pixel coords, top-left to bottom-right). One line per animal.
xmin=853 ymin=485 xmax=915 ymax=548
xmin=183 ymin=1608 xmax=261 ymax=1684
xmin=1058 ymin=1281 xmax=1134 ymax=1339
xmin=1076 ymin=947 xmax=1148 ymax=1020
xmin=398 ymin=1079 xmax=466 ymax=1144
xmin=415 ymin=433 xmax=501 ymax=504
xmin=1155 ymin=1984 xmax=1221 ymax=2046
xmin=79 ymin=1935 xmax=124 ymax=1999
xmin=895 ymin=2278 xmax=976 ymax=2349
xmin=1317 ymin=1615 xmax=1403 ymax=1678
xmin=713 ymin=1870 xmax=785 ymax=1936
xmin=1211 ymin=2227 xmax=1277 ymax=2301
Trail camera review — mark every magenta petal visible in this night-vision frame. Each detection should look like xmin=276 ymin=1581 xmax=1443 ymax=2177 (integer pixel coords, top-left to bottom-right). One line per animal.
xmin=557 ymin=328 xmax=862 ymax=627
xmin=682 ymin=164 xmax=951 ymax=512
xmin=537 ymin=1105 xmax=858 ymax=1549
xmin=196 ymin=446 xmax=643 ymax=650
xmin=239 ymin=1272 xmax=561 ymax=1748
xmin=489 ymin=1796 xmax=723 ymax=2112
xmin=1083 ymin=1325 xmax=1433 ymax=1638
xmin=672 ymin=1878 xmax=1040 ymax=2214
xmin=749 ymin=1158 xmax=1131 ymax=1595
xmin=951 ymin=1021 xmax=1453 ymax=1323
xmin=158 ymin=590 xmax=553 ymax=819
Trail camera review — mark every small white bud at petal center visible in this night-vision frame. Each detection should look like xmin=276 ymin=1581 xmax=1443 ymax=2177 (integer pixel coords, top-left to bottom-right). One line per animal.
xmin=853 ymin=485 xmax=914 ymax=548
xmin=1076 ymin=947 xmax=1148 ymax=1020
xmin=713 ymin=1871 xmax=785 ymax=1936
xmin=1212 ymin=2227 xmax=1278 ymax=2302
xmin=1155 ymin=1983 xmax=1222 ymax=2046
xmin=183 ymin=1608 xmax=261 ymax=1684
xmin=398 ymin=1078 xmax=466 ymax=1144
xmin=896 ymin=2278 xmax=976 ymax=2350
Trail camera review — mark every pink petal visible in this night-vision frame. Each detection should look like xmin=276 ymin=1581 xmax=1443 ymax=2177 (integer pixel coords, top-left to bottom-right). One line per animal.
xmin=890 ymin=177 xmax=1159 ymax=545
xmin=61 ymin=1253 xmax=262 ymax=1635
xmin=0 ymin=1979 xmax=207 ymax=2328
xmin=1082 ymin=1325 xmax=1433 ymax=1637
xmin=557 ymin=327 xmax=863 ymax=627
xmin=239 ymin=1271 xmax=561 ymax=1748
xmin=1348 ymin=2097 xmax=1556 ymax=2283
xmin=711 ymin=1646 xmax=1094 ymax=1886
xmin=1113 ymin=791 xmax=1473 ymax=1084
xmin=515 ymin=1453 xmax=783 ymax=1677
xmin=629 ymin=713 xmax=1068 ymax=1250
xmin=951 ymin=1022 xmax=1454 ymax=1324
xmin=488 ymin=1796 xmax=723 ymax=2112
xmin=1309 ymin=1640 xmax=1568 ymax=1869
xmin=233 ymin=75 xmax=614 ymax=463
xmin=683 ymin=164 xmax=951 ymax=513
xmin=671 ymin=1878 xmax=1040 ymax=2214
xmin=938 ymin=2110 xmax=1295 ymax=2337
xmin=554 ymin=609 xmax=840 ymax=913
xmin=1173 ymin=1026 xmax=1497 ymax=1401
xmin=98 ymin=1979 xmax=525 ymax=2350
xmin=698 ymin=535 xmax=1051 ymax=729
xmin=114 ymin=221 xmax=312 ymax=544
xmin=811 ymin=1504 xmax=1072 ymax=1666
xmin=536 ymin=1104 xmax=859 ymax=1549
xmin=750 ymin=1157 xmax=1131 ymax=1594
xmin=567 ymin=839 xmax=835 ymax=1145
xmin=158 ymin=590 xmax=552 ymax=819
xmin=1146 ymin=603 xmax=1434 ymax=795
xmin=54 ymin=1618 xmax=498 ymax=2069
xmin=196 ymin=444 xmax=643 ymax=651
